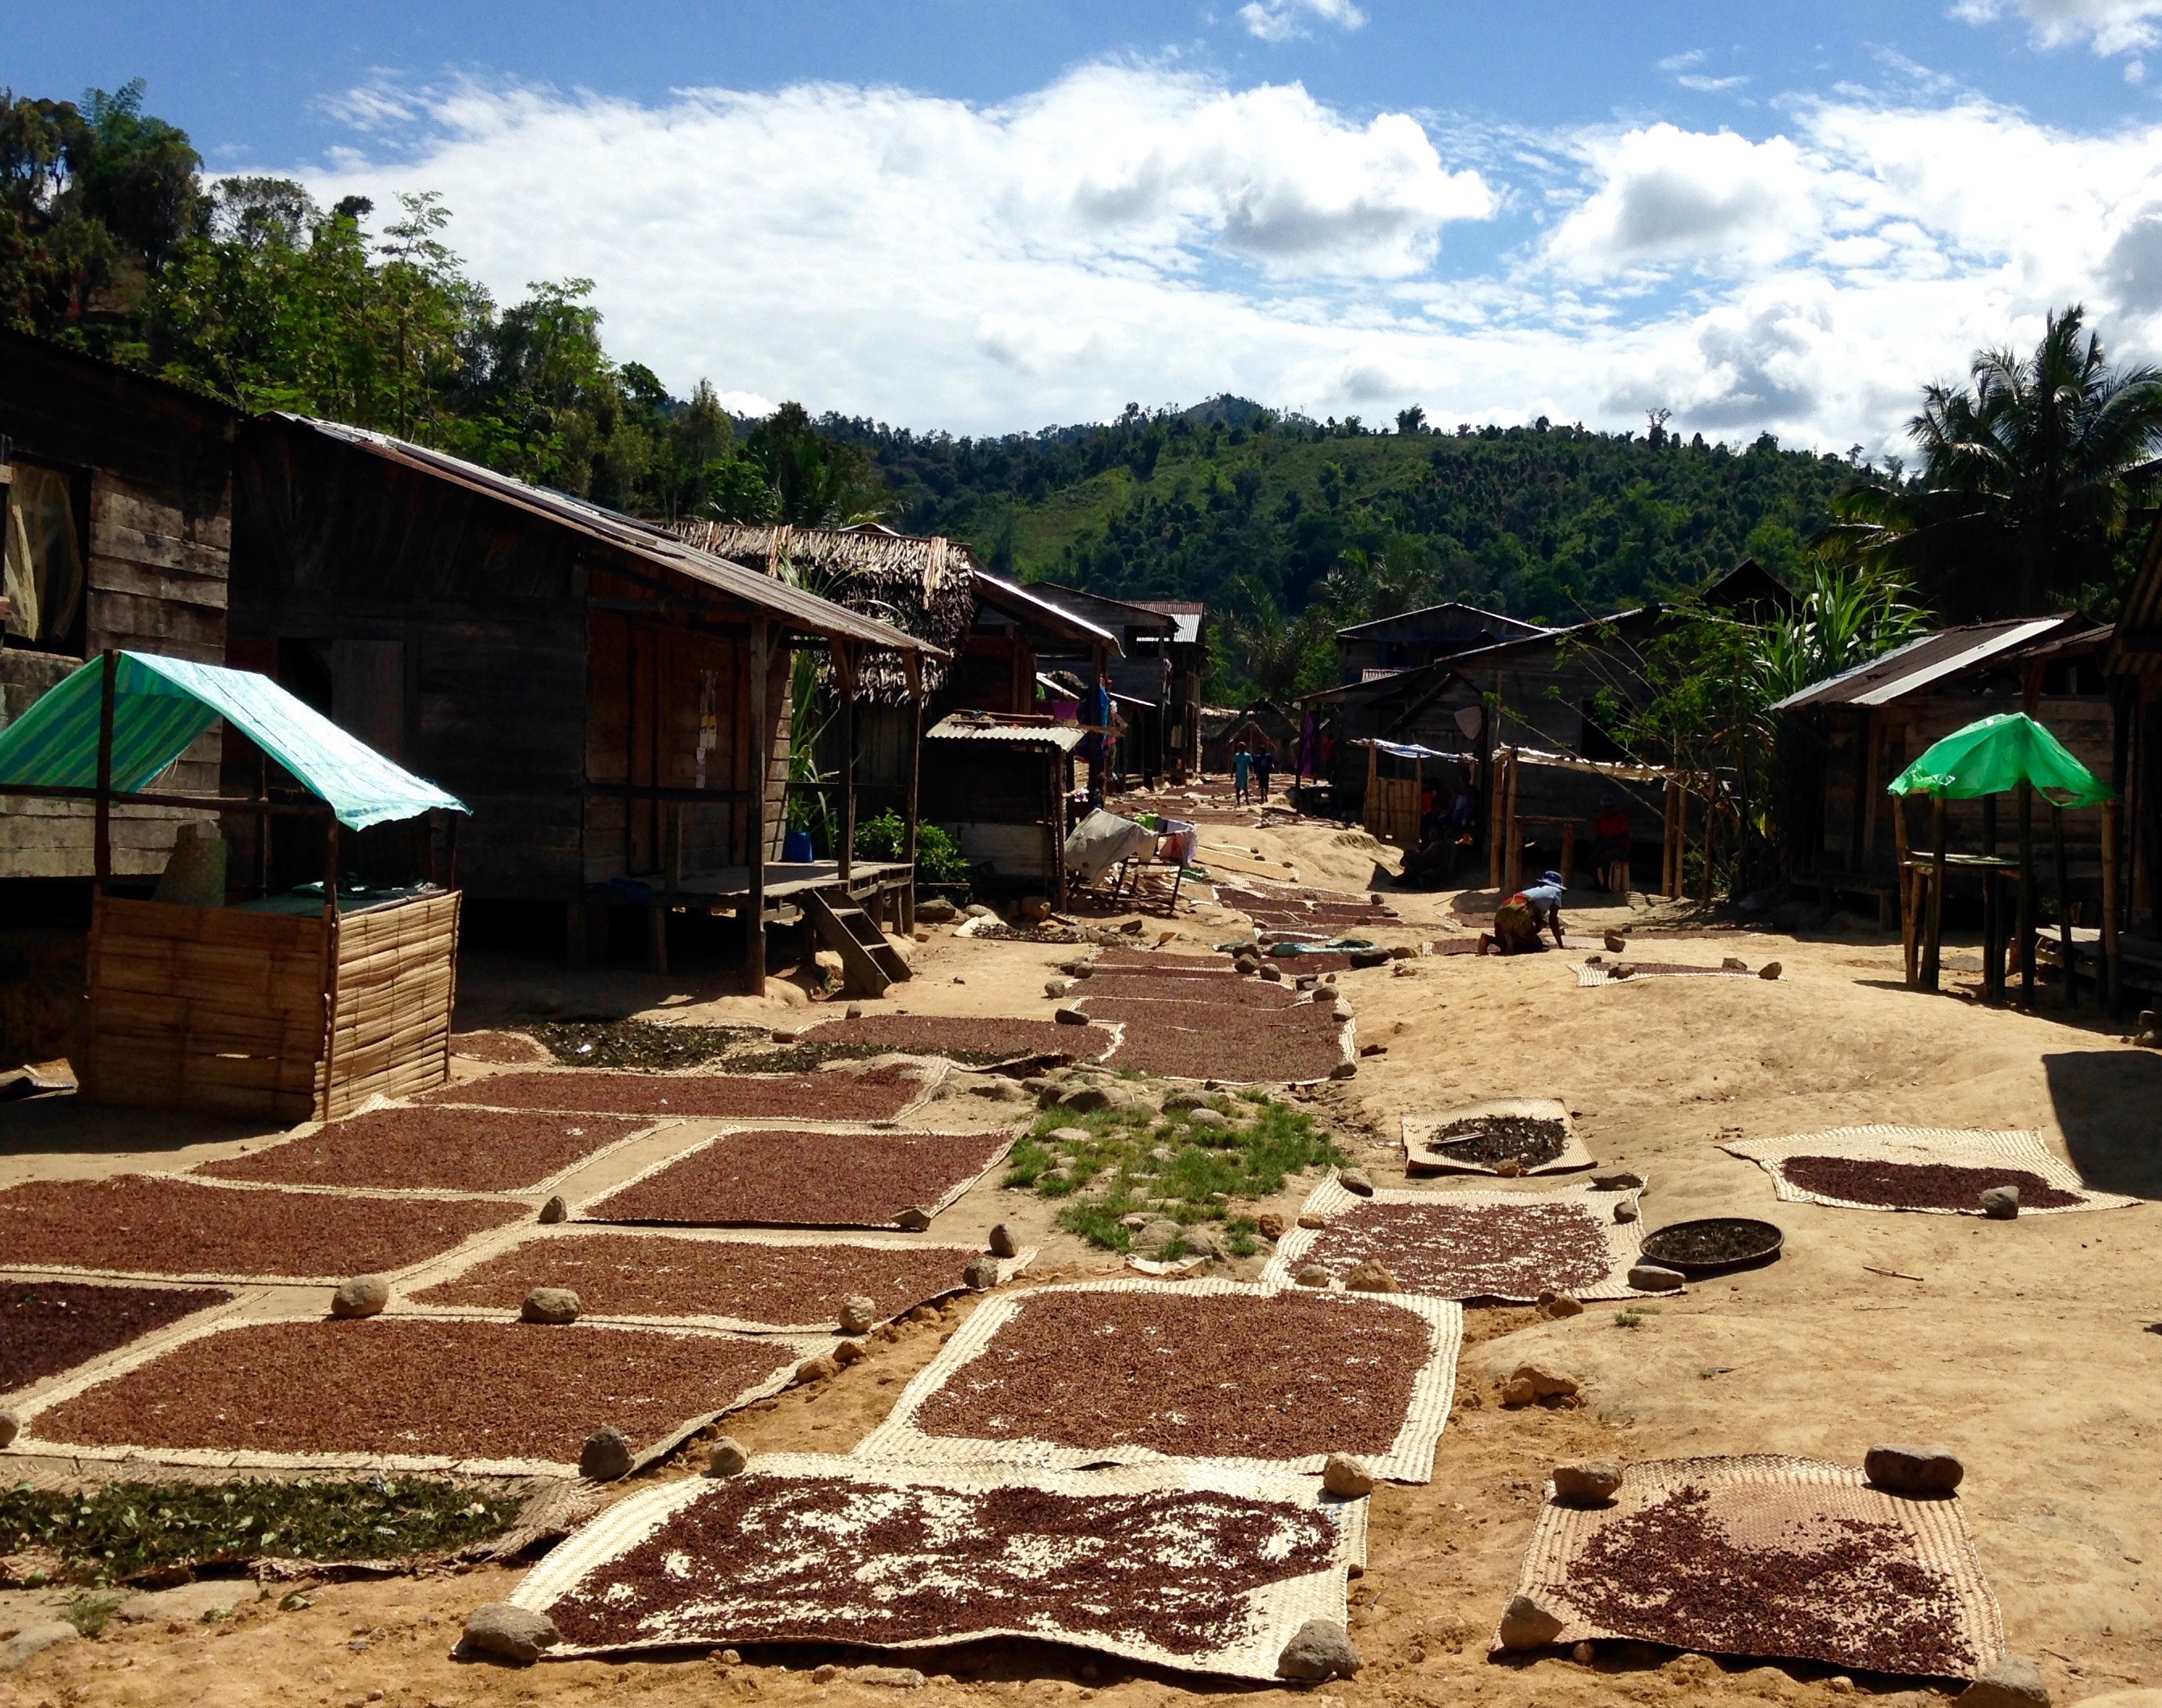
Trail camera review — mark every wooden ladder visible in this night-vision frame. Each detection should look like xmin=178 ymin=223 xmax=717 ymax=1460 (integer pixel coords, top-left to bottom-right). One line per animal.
xmin=803 ymin=890 xmax=912 ymax=998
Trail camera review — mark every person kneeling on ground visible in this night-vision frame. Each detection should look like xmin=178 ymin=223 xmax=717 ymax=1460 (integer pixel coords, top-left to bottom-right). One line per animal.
xmin=1479 ymin=869 xmax=1568 ymax=956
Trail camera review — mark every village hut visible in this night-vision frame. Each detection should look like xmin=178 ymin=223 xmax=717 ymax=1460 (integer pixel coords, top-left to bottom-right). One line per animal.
xmin=231 ymin=417 xmax=944 ymax=986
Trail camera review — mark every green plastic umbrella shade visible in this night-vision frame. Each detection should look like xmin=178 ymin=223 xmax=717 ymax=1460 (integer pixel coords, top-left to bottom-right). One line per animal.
xmin=1885 ymin=711 xmax=2114 ymax=809
xmin=0 ymin=652 xmax=467 ymax=830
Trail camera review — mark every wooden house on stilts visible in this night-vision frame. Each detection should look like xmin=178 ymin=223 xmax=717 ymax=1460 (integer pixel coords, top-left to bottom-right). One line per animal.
xmin=231 ymin=417 xmax=944 ymax=988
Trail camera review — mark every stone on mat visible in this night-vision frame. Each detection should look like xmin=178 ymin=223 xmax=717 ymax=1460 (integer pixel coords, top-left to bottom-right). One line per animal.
xmin=1497 ymin=1593 xmax=1565 ymax=1650
xmin=838 ymin=1295 xmax=879 ymax=1335
xmin=1627 ymin=1262 xmax=1685 ymax=1291
xmin=1552 ymin=1461 xmax=1623 ymax=1504
xmin=893 ymin=1206 xmax=934 ymax=1231
xmin=539 ymin=1195 xmax=569 ymax=1224
xmin=1493 ymin=1157 xmax=1522 ymax=1177
xmin=1608 ymin=962 xmax=1636 ymax=979
xmin=0 ymin=1623 xmax=76 ymax=1673
xmin=1298 ymin=1212 xmax=1327 ymax=1230
xmin=1722 ymin=956 xmax=1749 ymax=972
xmin=0 ymin=1410 xmax=17 ymax=1448
xmin=1260 ymin=965 xmax=1284 ymax=982
xmin=1044 ymin=980 xmax=1070 ymax=998
xmin=1537 ymin=1290 xmax=1584 ymax=1318
xmin=1613 ymin=1199 xmax=1639 ymax=1223
xmin=1343 ymin=1259 xmax=1399 ymax=1293
xmin=1864 ymin=1443 xmax=1964 ymax=1493
xmin=963 ymin=1256 xmax=1000 ymax=1290
xmin=580 ymin=1426 xmax=633 ymax=1482
xmin=1295 ymin=1264 xmax=1331 ymax=1287
xmin=330 ymin=1274 xmax=389 ymax=1319
xmin=1758 ymin=962 xmax=1783 ymax=980
xmin=1053 ymin=1006 xmax=1089 ymax=1027
xmin=707 ymin=1436 xmax=748 ymax=1477
xmin=988 ymin=1223 xmax=1020 ymax=1258
xmin=519 ymin=1286 xmax=581 ymax=1326
xmin=1981 ymin=1185 xmax=2021 ymax=1219
xmin=1322 ymin=1452 xmax=1375 ymax=1497
xmin=462 ymin=1602 xmax=560 ymax=1664
xmin=1277 ymin=1618 xmax=1364 ymax=1681
xmin=1337 ymin=1168 xmax=1375 ymax=1197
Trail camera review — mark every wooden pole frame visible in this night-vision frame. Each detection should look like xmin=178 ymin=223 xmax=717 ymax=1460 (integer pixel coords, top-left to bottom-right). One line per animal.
xmin=1922 ymin=793 xmax=1947 ymax=992
xmin=2054 ymin=802 xmax=2077 ymax=1010
xmin=835 ymin=640 xmax=857 ymax=885
xmin=2102 ymin=798 xmax=2122 ymax=1014
xmin=1487 ymin=746 xmax=1506 ymax=891
xmin=1893 ymin=791 xmax=1917 ymax=987
xmin=2016 ymin=781 xmax=2035 ymax=1006
xmin=902 ymin=649 xmax=922 ymax=932
xmin=743 ymin=619 xmax=770 ymax=994
xmin=1981 ymin=793 xmax=2001 ymax=1006
xmin=94 ymin=648 xmax=117 ymax=890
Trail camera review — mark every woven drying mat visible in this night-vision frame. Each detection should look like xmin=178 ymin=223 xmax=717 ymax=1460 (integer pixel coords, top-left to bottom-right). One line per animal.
xmin=578 ymin=1127 xmax=1017 ymax=1230
xmin=1498 ymin=1455 xmax=2003 ymax=1680
xmin=407 ymin=1226 xmax=1034 ymax=1333
xmin=856 ymin=1277 xmax=1460 ymax=1483
xmin=0 ymin=1174 xmax=528 ymax=1286
xmin=1077 ymin=975 xmax=1301 ymax=1009
xmin=418 ymin=1060 xmax=944 ymax=1122
xmin=789 ymin=1014 xmax=1116 ymax=1067
xmin=1263 ymin=1176 xmax=1669 ymax=1303
xmin=7 ymin=1311 xmax=822 ymax=1479
xmin=194 ymin=1105 xmax=670 ymax=1197
xmin=0 ymin=1277 xmax=256 ymax=1410
xmin=1075 ymin=998 xmax=1353 ymax=1086
xmin=1402 ymin=1098 xmax=1595 ymax=1177
xmin=1721 ymin=1127 xmax=2138 ymax=1217
xmin=1575 ymin=961 xmax=1776 ymax=987
xmin=514 ymin=1452 xmax=1366 ymax=1680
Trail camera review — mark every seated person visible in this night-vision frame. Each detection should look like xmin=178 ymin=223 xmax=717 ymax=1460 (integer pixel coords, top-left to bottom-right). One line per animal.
xmin=1479 ymin=870 xmax=1568 ymax=956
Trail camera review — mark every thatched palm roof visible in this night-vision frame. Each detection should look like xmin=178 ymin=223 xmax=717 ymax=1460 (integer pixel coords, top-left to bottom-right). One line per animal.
xmin=673 ymin=522 xmax=979 ymax=703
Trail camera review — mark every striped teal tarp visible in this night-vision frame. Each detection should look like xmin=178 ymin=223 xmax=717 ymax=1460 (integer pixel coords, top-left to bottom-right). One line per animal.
xmin=0 ymin=652 xmax=467 ymax=830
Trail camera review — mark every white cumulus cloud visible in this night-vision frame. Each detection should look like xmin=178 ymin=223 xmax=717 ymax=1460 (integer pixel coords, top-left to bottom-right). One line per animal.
xmin=295 ymin=65 xmax=2162 ymax=454
xmin=1951 ymin=0 xmax=2162 ymax=54
xmin=1237 ymin=0 xmax=1367 ymax=44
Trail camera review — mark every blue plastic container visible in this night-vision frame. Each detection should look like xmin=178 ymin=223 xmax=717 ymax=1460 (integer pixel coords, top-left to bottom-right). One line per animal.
xmin=783 ymin=830 xmax=815 ymax=864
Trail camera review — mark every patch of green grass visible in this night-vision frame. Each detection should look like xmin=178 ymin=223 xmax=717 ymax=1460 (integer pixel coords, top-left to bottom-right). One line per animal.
xmin=0 ymin=1477 xmax=521 ymax=1587
xmin=1019 ymin=1092 xmax=1343 ymax=1251
xmin=1612 ymin=1307 xmax=1661 ymax=1330
xmin=61 ymin=1593 xmax=122 ymax=1638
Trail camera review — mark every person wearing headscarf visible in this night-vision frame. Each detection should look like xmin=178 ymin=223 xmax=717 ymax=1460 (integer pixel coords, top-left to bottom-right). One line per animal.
xmin=1480 ymin=870 xmax=1568 ymax=956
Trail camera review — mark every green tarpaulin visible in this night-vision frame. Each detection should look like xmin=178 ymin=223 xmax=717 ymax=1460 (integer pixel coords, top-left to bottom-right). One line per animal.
xmin=1885 ymin=711 xmax=2114 ymax=809
xmin=0 ymin=652 xmax=467 ymax=829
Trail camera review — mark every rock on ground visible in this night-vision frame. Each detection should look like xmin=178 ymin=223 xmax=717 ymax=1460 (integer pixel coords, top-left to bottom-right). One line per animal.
xmin=519 ymin=1286 xmax=580 ymax=1325
xmin=1497 ymin=1593 xmax=1565 ymax=1650
xmin=988 ymin=1223 xmax=1019 ymax=1257
xmin=892 ymin=1206 xmax=934 ymax=1231
xmin=1627 ymin=1262 xmax=1685 ymax=1290
xmin=1537 ymin=1291 xmax=1584 ymax=1318
xmin=1277 ymin=1618 xmax=1363 ymax=1681
xmin=1865 ymin=1443 xmax=1965 ymax=1493
xmin=838 ymin=1294 xmax=879 ymax=1335
xmin=331 ymin=1274 xmax=389 ymax=1318
xmin=1552 ymin=1461 xmax=1623 ymax=1503
xmin=0 ymin=1410 xmax=17 ymax=1448
xmin=580 ymin=1426 xmax=634 ymax=1481
xmin=0 ymin=1623 xmax=75 ymax=1672
xmin=1187 ymin=1106 xmax=1229 ymax=1131
xmin=1959 ymin=1654 xmax=2051 ymax=1707
xmin=1981 ymin=1185 xmax=2022 ymax=1219
xmin=461 ymin=1603 xmax=560 ymax=1664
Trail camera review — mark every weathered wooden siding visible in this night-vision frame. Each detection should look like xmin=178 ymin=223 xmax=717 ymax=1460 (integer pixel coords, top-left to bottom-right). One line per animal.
xmin=0 ymin=335 xmax=237 ymax=879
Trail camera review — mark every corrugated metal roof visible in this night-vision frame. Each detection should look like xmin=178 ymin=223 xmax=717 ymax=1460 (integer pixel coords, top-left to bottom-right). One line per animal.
xmin=973 ymin=571 xmax=1120 ymax=652
xmin=925 ymin=714 xmax=1089 ymax=751
xmin=1337 ymin=600 xmax=1548 ymax=641
xmin=1131 ymin=599 xmax=1205 ymax=644
xmin=1027 ymin=581 xmax=1177 ymax=636
xmin=276 ymin=416 xmax=944 ymax=657
xmin=1769 ymin=618 xmax=2070 ymax=711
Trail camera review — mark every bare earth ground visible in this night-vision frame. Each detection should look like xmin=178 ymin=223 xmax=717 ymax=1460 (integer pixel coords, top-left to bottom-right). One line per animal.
xmin=4 ymin=796 xmax=2160 ymax=1708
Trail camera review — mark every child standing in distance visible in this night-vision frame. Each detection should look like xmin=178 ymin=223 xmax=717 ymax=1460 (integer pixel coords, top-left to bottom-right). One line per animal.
xmin=1232 ymin=742 xmax=1252 ymax=805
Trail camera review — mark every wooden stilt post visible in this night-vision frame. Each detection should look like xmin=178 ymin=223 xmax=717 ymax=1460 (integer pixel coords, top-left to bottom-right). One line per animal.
xmin=2054 ymin=803 xmax=2077 ymax=1010
xmin=2102 ymin=798 xmax=2122 ymax=1014
xmin=902 ymin=650 xmax=922 ymax=933
xmin=744 ymin=619 xmax=770 ymax=995
xmin=1981 ymin=794 xmax=2002 ymax=1006
xmin=1921 ymin=794 xmax=1947 ymax=992
xmin=2016 ymin=781 xmax=2035 ymax=1006
xmin=835 ymin=642 xmax=857 ymax=886
xmin=1894 ymin=791 xmax=1917 ymax=987
xmin=1488 ymin=747 xmax=1506 ymax=891
xmin=1503 ymin=750 xmax=1523 ymax=892
xmin=94 ymin=648 xmax=117 ymax=890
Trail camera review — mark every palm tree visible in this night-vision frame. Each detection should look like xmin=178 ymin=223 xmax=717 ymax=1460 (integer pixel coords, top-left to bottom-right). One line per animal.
xmin=1821 ymin=306 xmax=2162 ymax=617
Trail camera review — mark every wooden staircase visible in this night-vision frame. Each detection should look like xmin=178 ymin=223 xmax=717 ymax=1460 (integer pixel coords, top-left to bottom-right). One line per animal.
xmin=803 ymin=890 xmax=912 ymax=998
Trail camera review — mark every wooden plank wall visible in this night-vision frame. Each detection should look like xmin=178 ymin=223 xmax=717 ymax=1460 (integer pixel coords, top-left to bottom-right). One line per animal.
xmin=323 ymin=890 xmax=458 ymax=1117
xmin=82 ymin=896 xmax=325 ymax=1123
xmin=0 ymin=469 xmax=231 ymax=877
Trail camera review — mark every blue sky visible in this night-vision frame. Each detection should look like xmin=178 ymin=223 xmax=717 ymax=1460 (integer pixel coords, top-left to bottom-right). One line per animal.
xmin=19 ymin=2 xmax=2162 ymax=445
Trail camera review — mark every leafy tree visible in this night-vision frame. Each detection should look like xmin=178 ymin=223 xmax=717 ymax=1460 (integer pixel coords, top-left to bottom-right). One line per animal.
xmin=1821 ymin=305 xmax=2162 ymax=617
xmin=741 ymin=402 xmax=885 ymax=526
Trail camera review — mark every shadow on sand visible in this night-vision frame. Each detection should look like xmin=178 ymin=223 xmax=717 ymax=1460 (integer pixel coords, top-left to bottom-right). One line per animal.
xmin=2044 ymin=1050 xmax=2162 ymax=1200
